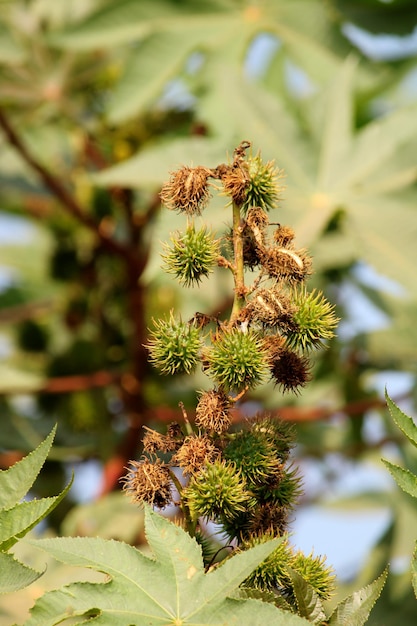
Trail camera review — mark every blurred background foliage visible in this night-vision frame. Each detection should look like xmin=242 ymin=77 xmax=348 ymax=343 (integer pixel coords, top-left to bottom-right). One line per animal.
xmin=1 ymin=0 xmax=417 ymax=623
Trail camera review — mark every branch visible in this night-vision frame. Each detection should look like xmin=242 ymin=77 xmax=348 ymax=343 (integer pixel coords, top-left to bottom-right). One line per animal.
xmin=0 ymin=107 xmax=131 ymax=261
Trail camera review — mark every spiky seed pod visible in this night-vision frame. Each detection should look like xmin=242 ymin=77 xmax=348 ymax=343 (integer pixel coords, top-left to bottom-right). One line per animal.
xmin=241 ymin=222 xmax=262 ymax=269
xmin=256 ymin=466 xmax=302 ymax=510
xmin=269 ymin=348 xmax=311 ymax=394
xmin=184 ymin=460 xmax=253 ymax=522
xmin=249 ymin=415 xmax=296 ymax=462
xmin=172 ymin=434 xmax=219 ymax=475
xmin=246 ymin=502 xmax=289 ymax=538
xmin=224 ymin=429 xmax=284 ymax=488
xmin=262 ymin=246 xmax=312 ymax=283
xmin=204 ymin=327 xmax=269 ymax=392
xmin=263 ymin=334 xmax=286 ymax=363
xmin=147 ymin=314 xmax=201 ymax=375
xmin=284 ymin=288 xmax=339 ymax=351
xmin=162 ymin=225 xmax=220 ymax=287
xmin=243 ymin=288 xmax=297 ymax=331
xmin=241 ymin=153 xmax=284 ymax=214
xmin=273 ymin=225 xmax=295 ymax=247
xmin=242 ymin=533 xmax=293 ymax=591
xmin=241 ymin=207 xmax=269 ymax=269
xmin=290 ymin=551 xmax=336 ymax=600
xmin=160 ymin=165 xmax=212 ymax=215
xmin=221 ymin=162 xmax=250 ymax=206
xmin=122 ymin=459 xmax=172 ymax=509
xmin=195 ymin=389 xmax=231 ymax=434
xmin=142 ymin=425 xmax=183 ymax=455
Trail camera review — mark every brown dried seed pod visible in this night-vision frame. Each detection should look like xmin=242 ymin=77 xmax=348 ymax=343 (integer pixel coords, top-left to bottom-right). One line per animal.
xmin=221 ymin=164 xmax=250 ymax=205
xmin=263 ymin=335 xmax=286 ymax=364
xmin=245 ymin=288 xmax=297 ymax=330
xmin=122 ymin=459 xmax=172 ymax=508
xmin=160 ymin=166 xmax=212 ymax=215
xmin=270 ymin=349 xmax=312 ymax=394
xmin=273 ymin=225 xmax=295 ymax=247
xmin=172 ymin=434 xmax=220 ymax=475
xmin=195 ymin=388 xmax=232 ymax=434
xmin=262 ymin=247 xmax=312 ymax=283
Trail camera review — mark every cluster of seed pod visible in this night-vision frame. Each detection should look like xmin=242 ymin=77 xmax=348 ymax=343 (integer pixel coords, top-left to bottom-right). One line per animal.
xmin=122 ymin=141 xmax=337 ymax=602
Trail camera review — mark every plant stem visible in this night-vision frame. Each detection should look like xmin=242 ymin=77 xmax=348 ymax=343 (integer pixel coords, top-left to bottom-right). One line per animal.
xmin=230 ymin=201 xmax=246 ymax=322
xmin=168 ymin=469 xmax=197 ymax=537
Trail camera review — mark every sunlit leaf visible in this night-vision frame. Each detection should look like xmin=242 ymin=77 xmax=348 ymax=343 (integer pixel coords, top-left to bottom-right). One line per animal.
xmin=328 ymin=568 xmax=387 ymax=626
xmin=27 ymin=505 xmax=311 ymax=625
xmin=385 ymin=391 xmax=417 ymax=448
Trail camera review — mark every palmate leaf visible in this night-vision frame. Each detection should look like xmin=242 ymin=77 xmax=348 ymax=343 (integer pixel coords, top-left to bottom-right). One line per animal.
xmin=48 ymin=0 xmax=377 ymax=125
xmin=27 ymin=505 xmax=311 ymax=626
xmin=328 ymin=569 xmax=387 ymax=626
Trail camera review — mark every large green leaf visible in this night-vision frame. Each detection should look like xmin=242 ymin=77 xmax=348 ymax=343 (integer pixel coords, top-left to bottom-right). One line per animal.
xmin=0 ymin=552 xmax=44 ymax=594
xmin=328 ymin=569 xmax=387 ymax=626
xmin=47 ymin=0 xmax=378 ymax=127
xmin=0 ymin=425 xmax=56 ymax=510
xmin=27 ymin=505 xmax=311 ymax=625
xmin=47 ymin=0 xmax=236 ymax=49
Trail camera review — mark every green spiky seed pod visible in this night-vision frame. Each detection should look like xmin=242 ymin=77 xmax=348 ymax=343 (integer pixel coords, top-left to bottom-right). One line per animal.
xmin=290 ymin=551 xmax=336 ymax=599
xmin=122 ymin=459 xmax=172 ymax=509
xmin=159 ymin=165 xmax=212 ymax=215
xmin=172 ymin=434 xmax=219 ymax=475
xmin=242 ymin=533 xmax=293 ymax=591
xmin=184 ymin=460 xmax=253 ymax=521
xmin=256 ymin=466 xmax=302 ymax=510
xmin=285 ymin=288 xmax=339 ymax=351
xmin=249 ymin=415 xmax=296 ymax=459
xmin=147 ymin=314 xmax=201 ymax=375
xmin=204 ymin=327 xmax=269 ymax=392
xmin=195 ymin=389 xmax=231 ymax=434
xmin=224 ymin=429 xmax=283 ymax=488
xmin=162 ymin=225 xmax=219 ymax=287
xmin=241 ymin=153 xmax=284 ymax=214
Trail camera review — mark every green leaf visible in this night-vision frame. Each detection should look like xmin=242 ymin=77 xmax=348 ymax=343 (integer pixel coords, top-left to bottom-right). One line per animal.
xmin=385 ymin=390 xmax=417 ymax=448
xmin=105 ymin=22 xmax=229 ymax=124
xmin=0 ymin=479 xmax=73 ymax=552
xmin=382 ymin=460 xmax=417 ymax=499
xmin=48 ymin=0 xmax=234 ymax=49
xmin=288 ymin=568 xmax=327 ymax=625
xmin=27 ymin=505 xmax=311 ymax=625
xmin=0 ymin=552 xmax=44 ymax=594
xmin=328 ymin=568 xmax=388 ymax=626
xmin=92 ymin=137 xmax=225 ymax=188
xmin=0 ymin=425 xmax=56 ymax=510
